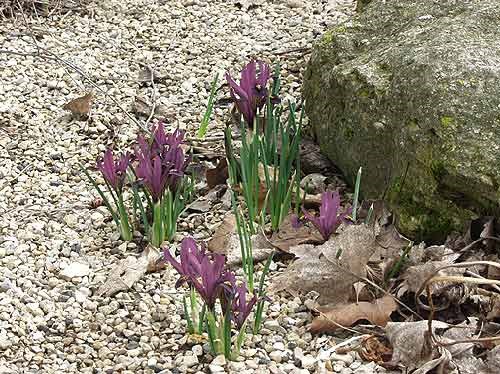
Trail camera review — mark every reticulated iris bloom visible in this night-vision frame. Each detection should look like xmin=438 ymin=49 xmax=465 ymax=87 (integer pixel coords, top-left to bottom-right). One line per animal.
xmin=135 ymin=153 xmax=169 ymax=202
xmin=231 ymin=283 xmax=257 ymax=329
xmin=161 ymin=129 xmax=191 ymax=192
xmin=225 ymin=60 xmax=271 ymax=126
xmin=302 ymin=190 xmax=352 ymax=241
xmin=96 ymin=149 xmax=130 ymax=193
xmin=191 ymin=253 xmax=234 ymax=310
xmin=162 ymin=237 xmax=206 ymax=288
xmin=163 ymin=237 xmax=234 ymax=310
xmin=134 ymin=124 xmax=190 ymax=200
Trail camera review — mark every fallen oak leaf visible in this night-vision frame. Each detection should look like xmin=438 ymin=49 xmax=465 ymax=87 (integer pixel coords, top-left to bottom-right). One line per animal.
xmin=359 ymin=335 xmax=393 ymax=364
xmin=207 ymin=212 xmax=274 ymax=266
xmin=207 ymin=212 xmax=235 ymax=256
xmin=271 ymin=224 xmax=385 ymax=305
xmin=63 ymin=92 xmax=93 ymax=117
xmin=206 ymin=157 xmax=228 ymax=188
xmin=310 ymin=295 xmax=397 ymax=333
xmin=269 ymin=213 xmax=323 ymax=252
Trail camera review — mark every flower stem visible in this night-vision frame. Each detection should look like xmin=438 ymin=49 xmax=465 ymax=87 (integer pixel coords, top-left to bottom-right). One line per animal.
xmin=151 ymin=201 xmax=164 ymax=247
xmin=117 ymin=196 xmax=133 ymax=241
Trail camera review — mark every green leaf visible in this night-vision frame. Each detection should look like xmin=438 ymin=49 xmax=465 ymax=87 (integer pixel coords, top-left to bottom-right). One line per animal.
xmin=79 ymin=163 xmax=120 ymax=228
xmin=183 ymin=295 xmax=195 ymax=334
xmin=352 ymin=167 xmax=362 ymax=222
xmin=197 ymin=73 xmax=219 ymax=138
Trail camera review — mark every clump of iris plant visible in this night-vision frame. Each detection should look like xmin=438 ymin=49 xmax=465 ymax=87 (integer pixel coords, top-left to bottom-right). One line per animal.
xmin=134 ymin=123 xmax=192 ymax=247
xmin=301 ymin=190 xmax=352 ymax=241
xmin=81 ymin=149 xmax=133 ymax=241
xmin=225 ymin=60 xmax=271 ymax=126
xmin=82 ymin=122 xmax=192 ymax=246
xmin=163 ymin=237 xmax=267 ymax=360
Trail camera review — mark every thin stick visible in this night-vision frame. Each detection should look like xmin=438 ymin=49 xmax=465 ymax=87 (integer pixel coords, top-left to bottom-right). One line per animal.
xmin=331 ymin=261 xmax=423 ymax=320
xmin=5 ymin=41 xmax=148 ymax=132
xmin=415 ymin=261 xmax=500 ymax=350
xmin=139 ymin=62 xmax=156 ymax=129
xmin=328 ymin=334 xmax=370 ymax=352
xmin=465 ymin=269 xmax=500 ymax=293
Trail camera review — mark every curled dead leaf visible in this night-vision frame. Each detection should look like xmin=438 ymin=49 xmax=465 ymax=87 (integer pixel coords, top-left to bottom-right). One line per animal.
xmin=271 ymin=224 xmax=400 ymax=305
xmin=269 ymin=213 xmax=323 ymax=252
xmin=310 ymin=295 xmax=397 ymax=333
xmin=207 ymin=212 xmax=274 ymax=266
xmin=206 ymin=158 xmax=228 ymax=188
xmin=385 ymin=319 xmax=489 ymax=374
xmin=359 ymin=335 xmax=393 ymax=364
xmin=63 ymin=92 xmax=93 ymax=116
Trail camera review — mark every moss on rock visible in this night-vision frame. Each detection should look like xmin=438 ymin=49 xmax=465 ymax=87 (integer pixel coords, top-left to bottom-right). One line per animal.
xmin=303 ymin=0 xmax=500 ymax=242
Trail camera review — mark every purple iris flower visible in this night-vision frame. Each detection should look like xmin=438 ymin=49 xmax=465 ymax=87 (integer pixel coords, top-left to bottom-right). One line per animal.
xmin=163 ymin=237 xmax=205 ymax=288
xmin=96 ymin=149 xmax=130 ymax=193
xmin=134 ymin=124 xmax=190 ymax=200
xmin=290 ymin=214 xmax=303 ymax=229
xmin=163 ymin=237 xmax=234 ymax=310
xmin=225 ymin=60 xmax=271 ymax=125
xmin=302 ymin=191 xmax=352 ymax=241
xmin=135 ymin=152 xmax=169 ymax=202
xmin=231 ymin=283 xmax=257 ymax=329
xmin=191 ymin=253 xmax=234 ymax=310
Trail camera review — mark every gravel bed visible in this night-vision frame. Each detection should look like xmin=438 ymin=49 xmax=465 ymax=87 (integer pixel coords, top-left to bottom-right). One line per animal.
xmin=0 ymin=0 xmax=393 ymax=373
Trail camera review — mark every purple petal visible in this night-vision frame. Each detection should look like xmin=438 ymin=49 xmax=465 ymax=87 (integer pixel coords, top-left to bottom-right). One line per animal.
xmin=290 ymin=214 xmax=303 ymax=229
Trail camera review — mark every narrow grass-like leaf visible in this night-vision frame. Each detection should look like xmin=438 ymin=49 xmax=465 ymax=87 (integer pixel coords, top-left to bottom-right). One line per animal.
xmin=365 ymin=202 xmax=374 ymax=225
xmin=197 ymin=73 xmax=219 ymax=138
xmin=197 ymin=303 xmax=206 ymax=334
xmin=386 ymin=244 xmax=412 ymax=281
xmin=253 ymin=253 xmax=274 ymax=333
xmin=352 ymin=167 xmax=362 ymax=222
xmin=223 ymin=302 xmax=232 ymax=359
xmin=233 ymin=321 xmax=247 ymax=360
xmin=79 ymin=163 xmax=120 ymax=228
xmin=206 ymin=311 xmax=218 ymax=354
xmin=183 ymin=295 xmax=195 ymax=334
xmin=132 ymin=183 xmax=149 ymax=234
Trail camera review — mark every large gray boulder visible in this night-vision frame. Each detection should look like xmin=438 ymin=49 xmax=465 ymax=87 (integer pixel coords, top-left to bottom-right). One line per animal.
xmin=303 ymin=0 xmax=500 ymax=242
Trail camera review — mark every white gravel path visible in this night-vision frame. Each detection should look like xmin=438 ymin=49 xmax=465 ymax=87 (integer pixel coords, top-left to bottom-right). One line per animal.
xmin=0 ymin=1 xmax=395 ymax=373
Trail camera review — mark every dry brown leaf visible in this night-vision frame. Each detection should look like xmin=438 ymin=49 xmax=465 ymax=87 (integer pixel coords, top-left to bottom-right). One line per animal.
xmin=132 ymin=96 xmax=174 ymax=121
xmin=400 ymin=260 xmax=464 ymax=296
xmin=207 ymin=212 xmax=274 ymax=266
xmin=359 ymin=336 xmax=393 ymax=364
xmin=358 ymin=199 xmax=390 ymax=224
xmin=269 ymin=214 xmax=323 ymax=252
xmin=372 ymin=224 xmax=411 ymax=262
xmin=137 ymin=66 xmax=161 ymax=83
xmin=63 ymin=92 xmax=93 ymax=116
xmin=186 ymin=198 xmax=211 ymax=212
xmin=353 ymin=281 xmax=368 ymax=302
xmin=270 ymin=224 xmax=381 ymax=305
xmin=487 ymin=256 xmax=500 ymax=280
xmin=385 ymin=319 xmax=486 ymax=374
xmin=206 ymin=158 xmax=228 ymax=188
xmin=97 ymin=245 xmax=161 ymax=297
xmin=131 ymin=96 xmax=151 ymax=117
xmin=385 ymin=320 xmax=448 ymax=372
xmin=207 ymin=212 xmax=235 ymax=255
xmin=310 ymin=295 xmax=397 ymax=333
xmin=487 ymin=296 xmax=500 ymax=320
